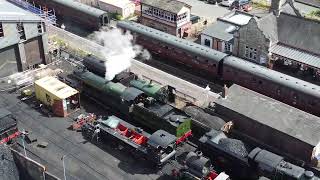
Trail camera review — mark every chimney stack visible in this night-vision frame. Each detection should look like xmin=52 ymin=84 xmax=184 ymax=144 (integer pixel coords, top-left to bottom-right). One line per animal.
xmin=222 ymin=84 xmax=228 ymax=98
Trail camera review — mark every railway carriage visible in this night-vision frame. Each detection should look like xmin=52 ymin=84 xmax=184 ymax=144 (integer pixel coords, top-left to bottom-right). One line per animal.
xmin=223 ymin=56 xmax=320 ymax=117
xmin=31 ymin=0 xmax=109 ymax=29
xmin=117 ymin=21 xmax=227 ymax=78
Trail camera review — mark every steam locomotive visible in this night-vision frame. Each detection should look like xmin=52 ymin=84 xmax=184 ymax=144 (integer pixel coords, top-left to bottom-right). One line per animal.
xmin=82 ymin=115 xmax=177 ymax=166
xmin=73 ymin=69 xmax=193 ymax=144
xmin=199 ymin=129 xmax=320 ymax=180
xmin=0 ymin=108 xmax=20 ymax=145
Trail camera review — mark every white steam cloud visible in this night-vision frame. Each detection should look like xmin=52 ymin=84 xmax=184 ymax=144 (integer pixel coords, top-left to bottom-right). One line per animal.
xmin=90 ymin=28 xmax=150 ymax=81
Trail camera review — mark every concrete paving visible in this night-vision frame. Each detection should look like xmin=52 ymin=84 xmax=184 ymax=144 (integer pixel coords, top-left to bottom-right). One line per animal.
xmin=130 ymin=60 xmax=220 ymax=106
xmin=179 ymin=0 xmax=231 ymax=20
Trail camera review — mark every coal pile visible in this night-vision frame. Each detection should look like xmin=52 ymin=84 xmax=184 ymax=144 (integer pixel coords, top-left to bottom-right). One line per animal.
xmin=184 ymin=106 xmax=225 ymax=130
xmin=218 ymin=138 xmax=249 ymax=157
xmin=0 ymin=145 xmax=19 ymax=180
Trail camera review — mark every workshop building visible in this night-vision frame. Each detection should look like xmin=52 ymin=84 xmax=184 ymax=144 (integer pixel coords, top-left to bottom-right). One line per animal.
xmin=0 ymin=1 xmax=50 ymax=78
xmin=35 ymin=76 xmax=80 ymax=117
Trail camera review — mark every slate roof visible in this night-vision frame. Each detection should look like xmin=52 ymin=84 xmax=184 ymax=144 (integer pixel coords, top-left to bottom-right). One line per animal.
xmin=257 ymin=13 xmax=278 ymax=44
xmin=202 ymin=20 xmax=236 ymax=41
xmin=270 ymin=44 xmax=320 ymax=68
xmin=255 ymin=3 xmax=320 ymax=66
xmin=0 ymin=1 xmax=42 ymax=22
xmin=277 ymin=12 xmax=320 ymax=54
xmin=215 ymin=84 xmax=320 ymax=147
xmin=141 ymin=0 xmax=191 ymax=13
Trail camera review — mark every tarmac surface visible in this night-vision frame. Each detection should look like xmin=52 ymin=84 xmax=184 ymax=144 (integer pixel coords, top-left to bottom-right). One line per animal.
xmin=0 ymin=88 xmax=196 ymax=180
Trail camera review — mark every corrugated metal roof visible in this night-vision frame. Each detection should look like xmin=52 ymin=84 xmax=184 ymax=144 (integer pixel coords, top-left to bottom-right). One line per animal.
xmin=0 ymin=1 xmax=42 ymax=21
xmin=117 ymin=21 xmax=227 ymax=63
xmin=202 ymin=21 xmax=235 ymax=41
xmin=35 ymin=76 xmax=79 ymax=100
xmin=51 ymin=0 xmax=108 ymax=17
xmin=270 ymin=44 xmax=320 ymax=69
xmin=224 ymin=56 xmax=320 ymax=99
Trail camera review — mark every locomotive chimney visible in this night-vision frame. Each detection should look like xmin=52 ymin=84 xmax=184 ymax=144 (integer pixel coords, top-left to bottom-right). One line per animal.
xmin=222 ymin=84 xmax=228 ymax=99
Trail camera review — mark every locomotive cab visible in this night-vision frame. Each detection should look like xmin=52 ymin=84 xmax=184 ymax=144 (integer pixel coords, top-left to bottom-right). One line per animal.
xmin=147 ymin=130 xmax=177 ymax=166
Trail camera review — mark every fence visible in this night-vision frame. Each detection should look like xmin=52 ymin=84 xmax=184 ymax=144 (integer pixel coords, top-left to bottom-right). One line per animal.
xmin=11 ymin=148 xmax=60 ymax=180
xmin=8 ymin=0 xmax=57 ymax=25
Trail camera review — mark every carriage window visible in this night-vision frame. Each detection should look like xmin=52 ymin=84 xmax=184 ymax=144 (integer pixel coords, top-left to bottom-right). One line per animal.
xmin=0 ymin=22 xmax=4 ymax=37
xmin=277 ymin=89 xmax=281 ymax=95
xmin=309 ymin=100 xmax=316 ymax=106
xmin=258 ymin=80 xmax=263 ymax=84
xmin=204 ymin=39 xmax=211 ymax=47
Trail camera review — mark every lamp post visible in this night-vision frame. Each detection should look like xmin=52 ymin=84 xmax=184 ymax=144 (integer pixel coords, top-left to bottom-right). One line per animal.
xmin=61 ymin=155 xmax=67 ymax=180
xmin=21 ymin=129 xmax=27 ymax=157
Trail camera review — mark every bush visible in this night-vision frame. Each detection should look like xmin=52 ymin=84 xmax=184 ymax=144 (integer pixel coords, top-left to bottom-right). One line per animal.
xmin=310 ymin=10 xmax=320 ymax=17
xmin=115 ymin=14 xmax=123 ymax=20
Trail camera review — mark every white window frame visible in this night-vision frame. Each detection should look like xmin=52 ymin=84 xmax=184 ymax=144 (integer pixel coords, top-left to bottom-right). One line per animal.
xmin=245 ymin=45 xmax=257 ymax=60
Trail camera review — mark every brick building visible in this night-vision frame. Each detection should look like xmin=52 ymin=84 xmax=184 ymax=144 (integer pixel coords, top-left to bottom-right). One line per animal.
xmin=232 ymin=0 xmax=320 ymax=81
xmin=140 ymin=0 xmax=192 ymax=37
xmin=0 ymin=1 xmax=50 ymax=77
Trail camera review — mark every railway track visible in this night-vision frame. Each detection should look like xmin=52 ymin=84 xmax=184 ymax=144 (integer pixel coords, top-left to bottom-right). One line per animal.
xmin=144 ymin=58 xmax=223 ymax=94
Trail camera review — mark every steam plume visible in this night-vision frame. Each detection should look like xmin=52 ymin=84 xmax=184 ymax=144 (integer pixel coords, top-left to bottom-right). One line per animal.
xmin=90 ymin=28 xmax=150 ymax=80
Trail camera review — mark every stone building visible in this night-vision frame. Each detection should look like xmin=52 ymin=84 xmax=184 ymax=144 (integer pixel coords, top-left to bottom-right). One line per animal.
xmin=140 ymin=0 xmax=192 ymax=37
xmin=0 ymin=1 xmax=50 ymax=77
xmin=232 ymin=0 xmax=320 ymax=81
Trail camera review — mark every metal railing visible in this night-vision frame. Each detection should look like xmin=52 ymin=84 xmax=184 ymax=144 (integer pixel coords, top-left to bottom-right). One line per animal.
xmin=8 ymin=0 xmax=57 ymax=25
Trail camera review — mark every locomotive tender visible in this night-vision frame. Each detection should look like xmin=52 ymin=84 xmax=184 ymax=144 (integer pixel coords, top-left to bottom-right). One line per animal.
xmin=117 ymin=21 xmax=320 ymax=117
xmin=82 ymin=115 xmax=177 ymax=166
xmin=199 ymin=129 xmax=320 ymax=180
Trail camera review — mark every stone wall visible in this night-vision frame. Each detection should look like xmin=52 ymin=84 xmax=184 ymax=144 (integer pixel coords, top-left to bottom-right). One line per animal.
xmin=11 ymin=148 xmax=60 ymax=180
xmin=233 ymin=18 xmax=270 ymax=66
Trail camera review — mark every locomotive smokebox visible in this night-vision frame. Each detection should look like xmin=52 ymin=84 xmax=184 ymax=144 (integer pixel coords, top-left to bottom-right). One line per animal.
xmin=185 ymin=151 xmax=212 ymax=178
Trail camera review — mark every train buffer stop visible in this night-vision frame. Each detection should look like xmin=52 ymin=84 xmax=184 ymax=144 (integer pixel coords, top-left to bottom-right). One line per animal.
xmin=34 ymin=76 xmax=80 ymax=117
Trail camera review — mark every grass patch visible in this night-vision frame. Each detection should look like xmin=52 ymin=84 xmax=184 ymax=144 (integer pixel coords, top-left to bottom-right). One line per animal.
xmin=252 ymin=0 xmax=270 ymax=10
xmin=305 ymin=10 xmax=320 ymax=21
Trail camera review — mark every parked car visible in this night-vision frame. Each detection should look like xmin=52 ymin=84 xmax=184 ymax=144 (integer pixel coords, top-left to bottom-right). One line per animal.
xmin=220 ymin=0 xmax=235 ymax=6
xmin=207 ymin=0 xmax=222 ymax=4
xmin=229 ymin=0 xmax=252 ymax=11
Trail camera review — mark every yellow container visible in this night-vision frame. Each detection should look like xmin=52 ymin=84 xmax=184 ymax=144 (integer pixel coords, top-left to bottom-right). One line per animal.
xmin=34 ymin=76 xmax=78 ymax=106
